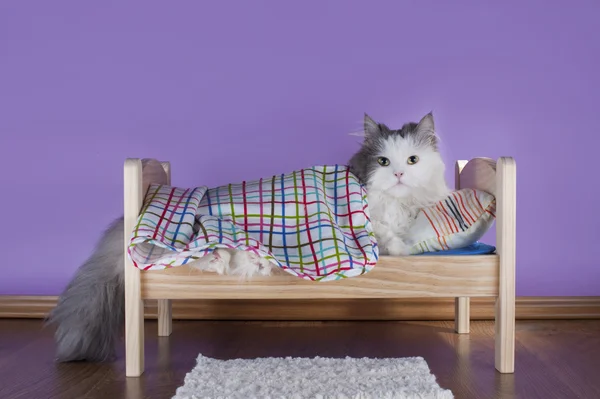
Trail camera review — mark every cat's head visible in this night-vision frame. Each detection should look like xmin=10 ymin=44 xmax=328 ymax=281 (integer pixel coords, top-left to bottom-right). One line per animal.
xmin=348 ymin=112 xmax=448 ymax=198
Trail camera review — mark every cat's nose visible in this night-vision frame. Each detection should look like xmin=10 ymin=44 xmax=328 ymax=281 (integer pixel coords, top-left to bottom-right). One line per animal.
xmin=395 ymin=172 xmax=404 ymax=178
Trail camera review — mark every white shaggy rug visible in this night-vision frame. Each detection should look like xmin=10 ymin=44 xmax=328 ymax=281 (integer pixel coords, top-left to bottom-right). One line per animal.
xmin=172 ymin=354 xmax=454 ymax=399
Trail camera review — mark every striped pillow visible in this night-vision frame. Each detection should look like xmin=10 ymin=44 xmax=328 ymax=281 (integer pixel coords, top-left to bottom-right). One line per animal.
xmin=408 ymin=189 xmax=496 ymax=255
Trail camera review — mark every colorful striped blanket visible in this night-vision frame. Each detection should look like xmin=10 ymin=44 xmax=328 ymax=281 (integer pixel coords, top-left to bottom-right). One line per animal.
xmin=127 ymin=166 xmax=379 ymax=281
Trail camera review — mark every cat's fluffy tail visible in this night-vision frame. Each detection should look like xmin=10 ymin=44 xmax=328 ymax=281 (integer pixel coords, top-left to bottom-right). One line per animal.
xmin=47 ymin=216 xmax=125 ymax=362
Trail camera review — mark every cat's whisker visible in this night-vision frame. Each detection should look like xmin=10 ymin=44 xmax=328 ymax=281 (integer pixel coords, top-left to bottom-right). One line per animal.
xmin=348 ymin=130 xmax=365 ymax=137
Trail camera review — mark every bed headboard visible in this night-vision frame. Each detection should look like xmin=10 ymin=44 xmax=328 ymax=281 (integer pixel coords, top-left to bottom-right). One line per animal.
xmin=140 ymin=158 xmax=170 ymax=193
xmin=455 ymin=157 xmax=497 ymax=196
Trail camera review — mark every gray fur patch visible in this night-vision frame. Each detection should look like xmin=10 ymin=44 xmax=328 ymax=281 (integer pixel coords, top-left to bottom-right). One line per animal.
xmin=348 ymin=112 xmax=439 ymax=185
xmin=46 ymin=216 xmax=125 ymax=362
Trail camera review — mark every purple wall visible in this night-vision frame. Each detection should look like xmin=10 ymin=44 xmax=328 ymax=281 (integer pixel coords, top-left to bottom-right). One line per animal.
xmin=1 ymin=1 xmax=598 ymax=296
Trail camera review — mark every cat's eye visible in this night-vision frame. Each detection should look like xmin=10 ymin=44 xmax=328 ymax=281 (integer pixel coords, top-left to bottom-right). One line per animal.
xmin=407 ymin=155 xmax=419 ymax=165
xmin=377 ymin=157 xmax=390 ymax=166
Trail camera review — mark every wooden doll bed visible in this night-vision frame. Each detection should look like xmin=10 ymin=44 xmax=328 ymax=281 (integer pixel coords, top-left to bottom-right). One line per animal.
xmin=123 ymin=156 xmax=516 ymax=377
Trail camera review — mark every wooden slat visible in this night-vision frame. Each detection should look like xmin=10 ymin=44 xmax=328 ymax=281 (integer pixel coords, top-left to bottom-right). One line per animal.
xmin=157 ymin=160 xmax=173 ymax=337
xmin=157 ymin=300 xmax=172 ymax=336
xmin=495 ymin=156 xmax=517 ymax=373
xmin=454 ymin=160 xmax=471 ymax=334
xmin=0 ymin=296 xmax=58 ymax=318
xmin=124 ymin=158 xmax=144 ymax=377
xmin=455 ymin=297 xmax=470 ymax=333
xmin=140 ymin=255 xmax=499 ymax=299
xmin=2 ymin=296 xmax=599 ymax=320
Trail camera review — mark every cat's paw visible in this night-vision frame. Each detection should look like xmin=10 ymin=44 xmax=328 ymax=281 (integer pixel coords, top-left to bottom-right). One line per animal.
xmin=230 ymin=250 xmax=260 ymax=279
xmin=189 ymin=248 xmax=232 ymax=275
xmin=256 ymin=256 xmax=275 ymax=276
xmin=230 ymin=250 xmax=274 ymax=279
xmin=209 ymin=249 xmax=233 ymax=274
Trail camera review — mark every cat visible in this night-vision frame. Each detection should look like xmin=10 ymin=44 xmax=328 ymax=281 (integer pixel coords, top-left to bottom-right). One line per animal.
xmin=348 ymin=112 xmax=450 ymax=255
xmin=46 ymin=112 xmax=449 ymax=362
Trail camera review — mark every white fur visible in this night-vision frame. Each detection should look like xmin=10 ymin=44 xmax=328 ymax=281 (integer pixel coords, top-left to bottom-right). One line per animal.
xmin=191 ymin=118 xmax=449 ymax=274
xmin=367 ymin=134 xmax=449 ymax=255
xmin=189 ymin=248 xmax=276 ymax=279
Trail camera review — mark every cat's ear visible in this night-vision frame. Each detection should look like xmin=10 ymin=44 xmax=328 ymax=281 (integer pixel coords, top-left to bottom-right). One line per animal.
xmin=416 ymin=112 xmax=439 ymax=148
xmin=364 ymin=113 xmax=380 ymax=138
xmin=416 ymin=112 xmax=435 ymax=134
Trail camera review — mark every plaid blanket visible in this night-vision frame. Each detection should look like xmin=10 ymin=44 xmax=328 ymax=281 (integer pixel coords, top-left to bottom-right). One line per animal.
xmin=127 ymin=165 xmax=379 ymax=281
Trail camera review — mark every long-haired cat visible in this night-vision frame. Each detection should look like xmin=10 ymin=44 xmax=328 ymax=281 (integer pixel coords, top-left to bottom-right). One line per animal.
xmin=349 ymin=112 xmax=450 ymax=255
xmin=47 ymin=112 xmax=449 ymax=362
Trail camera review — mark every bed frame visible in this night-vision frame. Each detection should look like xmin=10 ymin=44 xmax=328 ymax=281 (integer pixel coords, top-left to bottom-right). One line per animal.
xmin=123 ymin=156 xmax=516 ymax=377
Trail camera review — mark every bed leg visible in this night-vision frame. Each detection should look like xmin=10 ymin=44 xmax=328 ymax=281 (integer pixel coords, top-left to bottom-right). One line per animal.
xmin=158 ymin=300 xmax=172 ymax=337
xmin=454 ymin=162 xmax=471 ymax=334
xmin=125 ymin=266 xmax=145 ymax=377
xmin=495 ymin=157 xmax=516 ymax=374
xmin=124 ymin=159 xmax=145 ymax=377
xmin=156 ymin=162 xmax=173 ymax=338
xmin=454 ymin=297 xmax=470 ymax=334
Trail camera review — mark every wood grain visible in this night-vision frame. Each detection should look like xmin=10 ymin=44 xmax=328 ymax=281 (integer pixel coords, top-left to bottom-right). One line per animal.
xmin=157 ymin=160 xmax=173 ymax=337
xmin=2 ymin=296 xmax=598 ymax=320
xmin=455 ymin=297 xmax=470 ymax=333
xmin=459 ymin=157 xmax=497 ymax=196
xmin=125 ymin=159 xmax=156 ymax=377
xmin=454 ymin=160 xmax=470 ymax=334
xmin=140 ymin=255 xmax=499 ymax=299
xmin=124 ymin=158 xmax=170 ymax=376
xmin=1 ymin=319 xmax=599 ymax=399
xmin=157 ymin=300 xmax=172 ymax=337
xmin=495 ymin=156 xmax=517 ymax=373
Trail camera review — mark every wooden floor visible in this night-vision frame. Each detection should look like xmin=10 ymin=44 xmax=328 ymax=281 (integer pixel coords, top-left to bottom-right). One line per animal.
xmin=0 ymin=319 xmax=598 ymax=399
